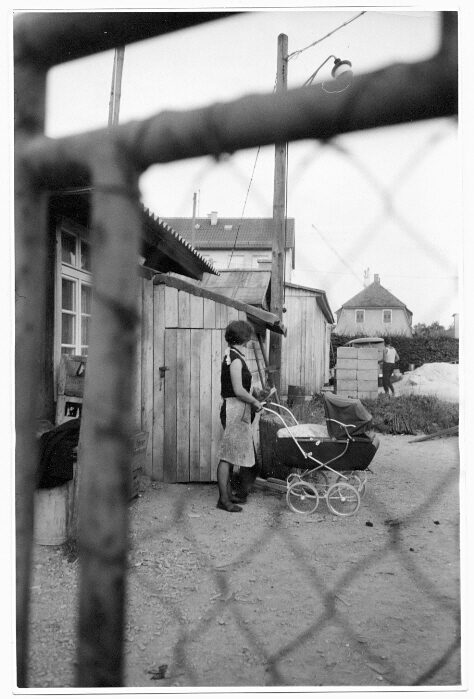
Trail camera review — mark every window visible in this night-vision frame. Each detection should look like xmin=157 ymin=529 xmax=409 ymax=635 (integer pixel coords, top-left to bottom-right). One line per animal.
xmin=383 ymin=309 xmax=392 ymax=324
xmin=56 ymin=223 xmax=92 ymax=359
xmin=355 ymin=309 xmax=365 ymax=323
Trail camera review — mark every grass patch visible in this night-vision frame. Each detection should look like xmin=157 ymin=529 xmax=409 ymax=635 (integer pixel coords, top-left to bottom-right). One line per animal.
xmin=283 ymin=393 xmax=458 ymax=436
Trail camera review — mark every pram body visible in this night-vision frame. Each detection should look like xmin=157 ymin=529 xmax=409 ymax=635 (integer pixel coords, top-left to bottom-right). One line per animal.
xmin=262 ymin=393 xmax=380 ymax=516
xmin=275 ymin=392 xmax=379 ymax=472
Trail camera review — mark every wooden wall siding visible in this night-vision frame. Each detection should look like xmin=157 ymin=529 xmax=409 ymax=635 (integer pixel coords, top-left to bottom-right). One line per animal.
xmin=280 ymin=292 xmax=329 ymax=397
xmin=141 ymin=276 xmax=154 ymax=475
xmin=152 ymin=283 xmax=166 ymax=481
xmin=163 ymin=328 xmax=178 ymax=482
xmin=142 ymin=284 xmax=266 ymax=482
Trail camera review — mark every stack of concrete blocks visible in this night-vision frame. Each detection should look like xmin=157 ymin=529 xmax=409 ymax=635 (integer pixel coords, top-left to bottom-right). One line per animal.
xmin=335 ymin=346 xmax=379 ymax=400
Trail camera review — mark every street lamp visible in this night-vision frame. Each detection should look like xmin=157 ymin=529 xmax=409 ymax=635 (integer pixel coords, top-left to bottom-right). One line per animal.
xmin=303 ymin=54 xmax=353 ymax=92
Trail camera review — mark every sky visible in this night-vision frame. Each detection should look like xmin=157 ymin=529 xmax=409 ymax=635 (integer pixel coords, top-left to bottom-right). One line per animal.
xmin=40 ymin=6 xmax=463 ymax=328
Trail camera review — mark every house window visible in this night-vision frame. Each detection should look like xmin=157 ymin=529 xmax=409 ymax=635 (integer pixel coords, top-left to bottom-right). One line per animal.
xmin=383 ymin=309 xmax=392 ymax=324
xmin=355 ymin=309 xmax=365 ymax=323
xmin=56 ymin=224 xmax=92 ymax=358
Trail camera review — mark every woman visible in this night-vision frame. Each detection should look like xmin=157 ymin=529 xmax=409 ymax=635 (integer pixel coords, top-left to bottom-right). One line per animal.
xmin=216 ymin=320 xmax=264 ymax=513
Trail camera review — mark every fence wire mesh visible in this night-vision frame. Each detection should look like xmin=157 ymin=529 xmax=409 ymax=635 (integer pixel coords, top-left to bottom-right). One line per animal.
xmin=15 ymin=9 xmax=460 ymax=691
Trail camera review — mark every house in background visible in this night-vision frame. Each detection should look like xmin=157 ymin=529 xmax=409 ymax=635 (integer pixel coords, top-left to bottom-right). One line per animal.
xmin=333 ymin=273 xmax=413 ymax=337
xmin=163 ymin=211 xmax=295 ymax=281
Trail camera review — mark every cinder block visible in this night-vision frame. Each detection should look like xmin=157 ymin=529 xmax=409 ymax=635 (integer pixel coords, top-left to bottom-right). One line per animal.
xmin=357 ymin=359 xmax=379 ymax=371
xmin=335 ymin=380 xmax=357 ymax=391
xmin=357 ymin=380 xmax=379 ymax=392
xmin=357 ymin=348 xmax=379 ymax=360
xmin=336 ymin=358 xmax=358 ymax=370
xmin=337 ymin=347 xmax=358 ymax=359
xmin=356 ymin=369 xmax=378 ymax=381
xmin=336 ymin=369 xmax=357 ymax=380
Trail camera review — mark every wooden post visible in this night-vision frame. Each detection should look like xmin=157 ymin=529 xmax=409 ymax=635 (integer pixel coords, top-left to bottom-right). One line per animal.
xmin=191 ymin=191 xmax=197 ymax=249
xmin=269 ymin=33 xmax=288 ymax=396
xmin=108 ymin=47 xmax=125 ymax=127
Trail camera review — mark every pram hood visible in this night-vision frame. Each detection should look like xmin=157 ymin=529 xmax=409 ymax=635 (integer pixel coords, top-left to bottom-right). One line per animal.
xmin=323 ymin=392 xmax=373 ymax=439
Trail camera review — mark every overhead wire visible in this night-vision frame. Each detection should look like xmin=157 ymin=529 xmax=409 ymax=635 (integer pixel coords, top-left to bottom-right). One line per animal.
xmin=287 ymin=11 xmax=366 ymax=62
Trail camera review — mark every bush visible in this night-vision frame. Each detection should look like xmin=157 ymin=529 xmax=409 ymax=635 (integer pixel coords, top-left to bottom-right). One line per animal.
xmin=280 ymin=393 xmax=458 ymax=436
xmin=330 ymin=333 xmax=459 ymax=372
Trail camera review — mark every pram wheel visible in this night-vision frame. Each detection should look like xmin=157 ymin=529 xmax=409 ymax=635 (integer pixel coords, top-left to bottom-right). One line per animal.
xmin=336 ymin=473 xmax=366 ymax=497
xmin=326 ymin=483 xmax=360 ymax=517
xmin=287 ymin=481 xmax=319 ymax=515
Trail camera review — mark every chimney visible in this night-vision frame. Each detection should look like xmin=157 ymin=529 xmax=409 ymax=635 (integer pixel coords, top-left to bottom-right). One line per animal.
xmin=208 ymin=211 xmax=218 ymax=226
xmin=374 ymin=273 xmax=380 ymax=285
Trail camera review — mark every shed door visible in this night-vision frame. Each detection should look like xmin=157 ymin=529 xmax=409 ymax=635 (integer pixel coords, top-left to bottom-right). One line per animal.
xmin=162 ymin=328 xmax=223 ymax=482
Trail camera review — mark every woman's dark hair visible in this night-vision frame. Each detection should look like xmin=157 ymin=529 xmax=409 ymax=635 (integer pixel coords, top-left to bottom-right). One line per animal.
xmin=225 ymin=320 xmax=253 ymax=346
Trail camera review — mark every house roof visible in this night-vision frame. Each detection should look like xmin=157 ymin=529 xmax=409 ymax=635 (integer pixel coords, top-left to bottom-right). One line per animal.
xmin=338 ymin=279 xmax=412 ymax=316
xmin=162 ymin=217 xmax=295 ymax=249
xmin=49 ymin=190 xmax=217 ymax=280
xmin=154 ymin=274 xmax=286 ymax=336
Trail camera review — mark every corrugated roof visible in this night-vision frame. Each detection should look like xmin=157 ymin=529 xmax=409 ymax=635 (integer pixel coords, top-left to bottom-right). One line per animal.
xmin=339 ymin=280 xmax=412 ymax=315
xmin=197 ymin=270 xmax=272 ymax=310
xmin=162 ymin=217 xmax=295 ymax=249
xmin=47 ymin=189 xmax=217 ymax=280
xmin=142 ymin=208 xmax=218 ymax=278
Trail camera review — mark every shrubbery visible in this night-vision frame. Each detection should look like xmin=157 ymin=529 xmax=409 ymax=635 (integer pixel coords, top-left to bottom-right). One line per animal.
xmin=330 ymin=333 xmax=459 ymax=372
xmin=285 ymin=393 xmax=458 ymax=436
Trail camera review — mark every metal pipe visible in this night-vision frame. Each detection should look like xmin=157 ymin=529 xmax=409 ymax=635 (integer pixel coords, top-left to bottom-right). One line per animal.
xmin=14 ymin=11 xmax=237 ymax=68
xmin=75 ymin=142 xmax=141 ymax=686
xmin=24 ymin=47 xmax=457 ymax=189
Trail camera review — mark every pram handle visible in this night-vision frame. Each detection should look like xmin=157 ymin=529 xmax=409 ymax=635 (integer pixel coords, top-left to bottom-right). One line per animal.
xmin=261 ymin=405 xmax=312 ymax=460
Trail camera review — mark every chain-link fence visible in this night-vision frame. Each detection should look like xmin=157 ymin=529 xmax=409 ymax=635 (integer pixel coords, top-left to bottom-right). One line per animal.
xmin=15 ymin=10 xmax=459 ymax=689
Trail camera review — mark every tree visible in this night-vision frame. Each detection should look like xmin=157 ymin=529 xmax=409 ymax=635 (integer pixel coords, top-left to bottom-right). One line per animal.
xmin=413 ymin=322 xmax=449 ymax=338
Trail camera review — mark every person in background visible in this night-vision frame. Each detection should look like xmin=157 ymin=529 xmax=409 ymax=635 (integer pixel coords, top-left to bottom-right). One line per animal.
xmin=216 ymin=320 xmax=264 ymax=513
xmin=382 ymin=339 xmax=400 ymax=397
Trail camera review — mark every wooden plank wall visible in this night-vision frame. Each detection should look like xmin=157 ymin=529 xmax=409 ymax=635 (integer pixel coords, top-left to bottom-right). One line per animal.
xmin=281 ymin=289 xmax=329 ymax=398
xmin=140 ymin=281 xmax=266 ymax=482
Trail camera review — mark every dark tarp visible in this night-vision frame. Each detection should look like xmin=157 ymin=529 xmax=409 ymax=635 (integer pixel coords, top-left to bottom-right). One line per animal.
xmin=323 ymin=393 xmax=373 ymax=439
xmin=36 ymin=419 xmax=81 ymax=489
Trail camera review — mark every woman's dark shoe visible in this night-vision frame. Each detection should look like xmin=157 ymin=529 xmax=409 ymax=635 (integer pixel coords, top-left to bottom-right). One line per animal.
xmin=230 ymin=494 xmax=247 ymax=504
xmin=217 ymin=500 xmax=243 ymax=513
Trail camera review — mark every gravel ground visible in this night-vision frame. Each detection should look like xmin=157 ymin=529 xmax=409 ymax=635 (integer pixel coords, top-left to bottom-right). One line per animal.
xmin=24 ymin=434 xmax=461 ymax=691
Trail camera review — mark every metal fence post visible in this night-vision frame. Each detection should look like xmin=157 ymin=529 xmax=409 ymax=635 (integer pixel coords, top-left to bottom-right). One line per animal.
xmin=75 ymin=140 xmax=141 ymax=686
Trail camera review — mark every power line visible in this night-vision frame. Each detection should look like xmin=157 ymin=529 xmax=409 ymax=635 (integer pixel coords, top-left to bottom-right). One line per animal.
xmin=287 ymin=11 xmax=366 ymax=62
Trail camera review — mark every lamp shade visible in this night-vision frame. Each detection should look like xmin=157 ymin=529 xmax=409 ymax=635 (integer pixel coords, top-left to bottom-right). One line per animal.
xmin=331 ymin=58 xmax=353 ymax=80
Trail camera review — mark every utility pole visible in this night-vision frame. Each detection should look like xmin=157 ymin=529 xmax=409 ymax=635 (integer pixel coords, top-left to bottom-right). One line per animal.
xmin=191 ymin=192 xmax=197 ymax=249
xmin=269 ymin=33 xmax=288 ymax=395
xmin=108 ymin=47 xmax=125 ymax=126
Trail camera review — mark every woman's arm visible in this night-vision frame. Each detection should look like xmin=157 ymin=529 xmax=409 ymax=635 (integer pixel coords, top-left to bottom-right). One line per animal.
xmin=230 ymin=359 xmax=263 ymax=410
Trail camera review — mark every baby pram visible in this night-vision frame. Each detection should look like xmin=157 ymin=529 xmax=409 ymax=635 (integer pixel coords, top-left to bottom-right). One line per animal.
xmin=262 ymin=392 xmax=380 ymax=517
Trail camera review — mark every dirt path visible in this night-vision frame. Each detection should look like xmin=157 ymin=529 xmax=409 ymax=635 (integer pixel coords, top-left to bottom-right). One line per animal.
xmin=26 ymin=435 xmax=460 ymax=689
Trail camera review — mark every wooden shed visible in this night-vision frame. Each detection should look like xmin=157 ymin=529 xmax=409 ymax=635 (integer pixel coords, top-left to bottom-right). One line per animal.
xmin=281 ymin=282 xmax=334 ymax=398
xmin=137 ymin=273 xmax=285 ymax=482
xmin=195 ymin=272 xmax=334 ymax=400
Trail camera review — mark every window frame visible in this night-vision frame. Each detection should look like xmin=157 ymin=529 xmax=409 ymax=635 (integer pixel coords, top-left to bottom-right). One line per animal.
xmin=355 ymin=309 xmax=365 ymax=324
xmin=383 ymin=308 xmax=393 ymax=324
xmin=54 ymin=220 xmax=92 ymax=388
